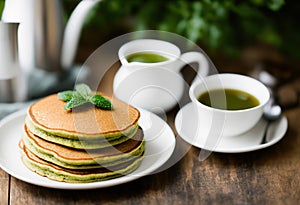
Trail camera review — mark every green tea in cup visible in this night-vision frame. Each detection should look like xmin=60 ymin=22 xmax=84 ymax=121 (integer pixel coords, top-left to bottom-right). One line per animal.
xmin=198 ymin=88 xmax=260 ymax=110
xmin=189 ymin=73 xmax=270 ymax=137
xmin=126 ymin=52 xmax=169 ymax=63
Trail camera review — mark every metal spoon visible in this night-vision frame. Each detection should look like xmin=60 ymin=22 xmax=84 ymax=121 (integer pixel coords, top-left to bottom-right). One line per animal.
xmin=250 ymin=65 xmax=282 ymax=144
xmin=261 ymin=98 xmax=282 ymax=144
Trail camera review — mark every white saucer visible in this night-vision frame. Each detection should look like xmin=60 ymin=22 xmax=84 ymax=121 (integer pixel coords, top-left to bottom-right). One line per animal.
xmin=175 ymin=103 xmax=288 ymax=153
xmin=0 ymin=108 xmax=176 ymax=190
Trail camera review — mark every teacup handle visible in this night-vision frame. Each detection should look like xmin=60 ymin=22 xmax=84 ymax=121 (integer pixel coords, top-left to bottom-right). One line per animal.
xmin=179 ymin=51 xmax=209 ymax=85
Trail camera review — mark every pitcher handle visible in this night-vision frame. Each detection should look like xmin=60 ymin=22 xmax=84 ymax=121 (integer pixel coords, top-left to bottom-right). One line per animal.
xmin=179 ymin=51 xmax=209 ymax=86
xmin=61 ymin=0 xmax=102 ymax=69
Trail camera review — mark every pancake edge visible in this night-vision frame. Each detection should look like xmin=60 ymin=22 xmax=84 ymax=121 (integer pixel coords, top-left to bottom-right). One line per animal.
xmin=26 ymin=117 xmax=139 ymax=149
xmin=19 ymin=141 xmax=144 ymax=183
xmin=22 ymin=132 xmax=145 ymax=169
xmin=26 ymin=115 xmax=139 ymax=141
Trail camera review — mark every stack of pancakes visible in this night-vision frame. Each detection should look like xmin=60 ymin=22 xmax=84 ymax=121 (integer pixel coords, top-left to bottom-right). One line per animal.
xmin=19 ymin=94 xmax=145 ymax=183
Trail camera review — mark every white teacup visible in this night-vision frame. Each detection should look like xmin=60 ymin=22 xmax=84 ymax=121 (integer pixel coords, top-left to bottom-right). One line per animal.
xmin=189 ymin=73 xmax=270 ymax=137
xmin=113 ymin=39 xmax=209 ymax=113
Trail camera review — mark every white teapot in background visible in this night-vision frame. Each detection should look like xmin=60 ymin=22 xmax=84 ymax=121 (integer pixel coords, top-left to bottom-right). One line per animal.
xmin=113 ymin=39 xmax=210 ymax=113
xmin=1 ymin=0 xmax=101 ymax=72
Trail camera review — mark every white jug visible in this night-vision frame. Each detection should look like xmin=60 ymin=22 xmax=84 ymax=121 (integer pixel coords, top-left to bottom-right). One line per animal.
xmin=113 ymin=39 xmax=209 ymax=113
xmin=0 ymin=22 xmax=26 ymax=102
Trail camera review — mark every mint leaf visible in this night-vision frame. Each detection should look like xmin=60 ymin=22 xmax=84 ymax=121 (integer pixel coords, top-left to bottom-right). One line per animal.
xmin=75 ymin=83 xmax=92 ymax=99
xmin=58 ymin=90 xmax=74 ymax=102
xmin=58 ymin=83 xmax=113 ymax=110
xmin=64 ymin=96 xmax=87 ymax=110
xmin=72 ymin=91 xmax=83 ymax=99
xmin=90 ymin=94 xmax=113 ymax=110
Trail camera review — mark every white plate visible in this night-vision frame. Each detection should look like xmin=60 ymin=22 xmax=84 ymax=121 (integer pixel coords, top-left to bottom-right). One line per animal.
xmin=0 ymin=108 xmax=176 ymax=189
xmin=175 ymin=103 xmax=288 ymax=153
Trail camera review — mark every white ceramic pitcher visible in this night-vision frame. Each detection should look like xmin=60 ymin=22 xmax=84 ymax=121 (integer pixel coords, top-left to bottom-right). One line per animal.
xmin=113 ymin=39 xmax=209 ymax=113
xmin=0 ymin=22 xmax=26 ymax=102
xmin=1 ymin=0 xmax=101 ymax=71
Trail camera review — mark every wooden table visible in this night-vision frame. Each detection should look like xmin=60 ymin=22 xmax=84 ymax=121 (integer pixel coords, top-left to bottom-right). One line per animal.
xmin=1 ymin=57 xmax=300 ymax=205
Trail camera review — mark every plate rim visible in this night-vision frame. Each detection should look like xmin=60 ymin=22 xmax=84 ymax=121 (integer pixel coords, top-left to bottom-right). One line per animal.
xmin=175 ymin=102 xmax=288 ymax=154
xmin=0 ymin=108 xmax=176 ymax=189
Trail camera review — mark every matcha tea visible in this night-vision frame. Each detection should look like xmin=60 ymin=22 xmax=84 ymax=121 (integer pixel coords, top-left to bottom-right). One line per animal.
xmin=126 ymin=52 xmax=169 ymax=63
xmin=198 ymin=88 xmax=260 ymax=110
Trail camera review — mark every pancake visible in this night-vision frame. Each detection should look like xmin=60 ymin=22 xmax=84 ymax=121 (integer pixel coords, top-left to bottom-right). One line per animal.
xmin=19 ymin=141 xmax=144 ymax=183
xmin=20 ymin=92 xmax=145 ymax=183
xmin=27 ymin=94 xmax=140 ymax=140
xmin=22 ymin=125 xmax=145 ymax=169
xmin=25 ymin=117 xmax=138 ymax=149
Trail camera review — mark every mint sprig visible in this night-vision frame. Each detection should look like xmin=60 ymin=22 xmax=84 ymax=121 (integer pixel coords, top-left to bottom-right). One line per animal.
xmin=58 ymin=84 xmax=113 ymax=110
xmin=57 ymin=90 xmax=73 ymax=101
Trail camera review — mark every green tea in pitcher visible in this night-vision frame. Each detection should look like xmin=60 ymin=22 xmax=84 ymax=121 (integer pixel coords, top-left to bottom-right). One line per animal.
xmin=198 ymin=88 xmax=259 ymax=110
xmin=126 ymin=52 xmax=169 ymax=63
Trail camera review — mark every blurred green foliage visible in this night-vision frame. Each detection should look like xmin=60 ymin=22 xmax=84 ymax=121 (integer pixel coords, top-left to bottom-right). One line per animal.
xmin=2 ymin=0 xmax=296 ymax=58
xmin=0 ymin=1 xmax=4 ymax=16
xmin=66 ymin=0 xmax=298 ymax=58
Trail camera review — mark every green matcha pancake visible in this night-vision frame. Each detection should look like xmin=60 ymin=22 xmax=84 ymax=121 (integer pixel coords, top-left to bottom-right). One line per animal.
xmin=20 ymin=91 xmax=145 ymax=183
xmin=19 ymin=141 xmax=144 ymax=183
xmin=27 ymin=94 xmax=140 ymax=139
xmin=22 ymin=125 xmax=145 ymax=170
xmin=25 ymin=117 xmax=139 ymax=149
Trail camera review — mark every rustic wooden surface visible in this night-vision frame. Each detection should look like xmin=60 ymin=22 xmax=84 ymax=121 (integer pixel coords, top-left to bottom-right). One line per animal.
xmin=1 ymin=57 xmax=300 ymax=205
xmin=0 ymin=169 xmax=9 ymax=205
